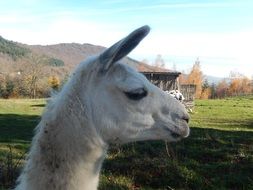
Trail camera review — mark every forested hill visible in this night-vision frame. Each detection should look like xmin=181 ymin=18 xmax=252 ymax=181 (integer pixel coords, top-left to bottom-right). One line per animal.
xmin=0 ymin=36 xmax=30 ymax=60
xmin=0 ymin=36 xmax=142 ymax=70
xmin=1 ymin=35 xmax=169 ymax=78
xmin=0 ymin=36 xmax=105 ymax=68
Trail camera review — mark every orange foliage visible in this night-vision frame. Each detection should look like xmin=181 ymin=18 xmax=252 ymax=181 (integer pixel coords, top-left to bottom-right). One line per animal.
xmin=179 ymin=74 xmax=188 ymax=84
xmin=228 ymin=78 xmax=241 ymax=95
xmin=200 ymin=88 xmax=211 ymax=99
xmin=216 ymin=77 xmax=252 ymax=98
xmin=180 ymin=59 xmax=204 ymax=99
xmin=179 ymin=59 xmax=252 ymax=99
xmin=48 ymin=76 xmax=60 ymax=90
xmin=228 ymin=77 xmax=252 ymax=96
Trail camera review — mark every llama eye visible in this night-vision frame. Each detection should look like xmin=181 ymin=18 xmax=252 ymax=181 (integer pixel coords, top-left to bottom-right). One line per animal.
xmin=124 ymin=88 xmax=148 ymax=100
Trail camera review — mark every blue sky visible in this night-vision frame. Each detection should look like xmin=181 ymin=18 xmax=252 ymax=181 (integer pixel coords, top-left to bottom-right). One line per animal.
xmin=1 ymin=0 xmax=253 ymax=78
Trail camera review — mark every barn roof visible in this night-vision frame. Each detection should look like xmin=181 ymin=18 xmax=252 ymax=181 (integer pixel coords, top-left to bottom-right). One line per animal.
xmin=141 ymin=71 xmax=181 ymax=76
xmin=124 ymin=57 xmax=181 ymax=76
xmin=137 ymin=63 xmax=170 ymax=72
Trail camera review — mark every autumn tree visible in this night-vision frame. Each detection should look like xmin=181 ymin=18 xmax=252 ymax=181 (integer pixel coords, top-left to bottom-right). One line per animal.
xmin=228 ymin=76 xmax=252 ymax=96
xmin=240 ymin=77 xmax=252 ymax=94
xmin=228 ymin=78 xmax=240 ymax=96
xmin=179 ymin=72 xmax=188 ymax=84
xmin=200 ymin=79 xmax=211 ymax=99
xmin=4 ymin=76 xmax=14 ymax=98
xmin=187 ymin=58 xmax=204 ymax=99
xmin=21 ymin=54 xmax=47 ymax=98
xmin=216 ymin=79 xmax=229 ymax=98
xmin=48 ymin=76 xmax=60 ymax=90
xmin=229 ymin=71 xmax=244 ymax=79
xmin=153 ymin=54 xmax=165 ymax=68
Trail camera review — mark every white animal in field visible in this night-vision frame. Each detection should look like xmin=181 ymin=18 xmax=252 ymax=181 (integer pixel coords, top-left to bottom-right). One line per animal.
xmin=15 ymin=25 xmax=190 ymax=190
xmin=167 ymin=90 xmax=185 ymax=102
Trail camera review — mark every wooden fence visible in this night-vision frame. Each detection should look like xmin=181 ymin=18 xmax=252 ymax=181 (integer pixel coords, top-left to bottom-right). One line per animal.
xmin=180 ymin=84 xmax=196 ymax=101
xmin=180 ymin=84 xmax=196 ymax=110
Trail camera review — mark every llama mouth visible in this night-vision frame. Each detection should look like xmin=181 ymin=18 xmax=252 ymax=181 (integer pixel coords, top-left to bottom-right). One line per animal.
xmin=164 ymin=127 xmax=182 ymax=139
xmin=163 ymin=122 xmax=190 ymax=139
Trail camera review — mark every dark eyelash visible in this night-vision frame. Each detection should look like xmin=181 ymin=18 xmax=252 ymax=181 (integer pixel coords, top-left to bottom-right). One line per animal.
xmin=124 ymin=88 xmax=148 ymax=101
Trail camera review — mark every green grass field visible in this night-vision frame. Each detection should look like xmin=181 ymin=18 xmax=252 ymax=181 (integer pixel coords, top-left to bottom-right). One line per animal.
xmin=0 ymin=97 xmax=253 ymax=190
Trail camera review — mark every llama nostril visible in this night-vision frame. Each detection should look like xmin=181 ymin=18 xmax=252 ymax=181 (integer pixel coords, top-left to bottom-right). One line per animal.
xmin=182 ymin=117 xmax=189 ymax=123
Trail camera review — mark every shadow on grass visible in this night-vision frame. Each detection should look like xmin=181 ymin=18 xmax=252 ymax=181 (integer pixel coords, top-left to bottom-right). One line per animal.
xmin=0 ymin=114 xmax=40 ymax=189
xmin=0 ymin=114 xmax=40 ymax=144
xmin=30 ymin=104 xmax=46 ymax=107
xmin=102 ymin=128 xmax=253 ymax=190
xmin=193 ymin=117 xmax=253 ymax=130
xmin=0 ymin=113 xmax=252 ymax=190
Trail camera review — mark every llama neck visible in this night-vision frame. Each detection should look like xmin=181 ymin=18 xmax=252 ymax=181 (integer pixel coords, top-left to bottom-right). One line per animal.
xmin=16 ymin=101 xmax=108 ymax=190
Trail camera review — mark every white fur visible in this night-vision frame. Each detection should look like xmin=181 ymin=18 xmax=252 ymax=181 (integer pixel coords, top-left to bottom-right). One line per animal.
xmin=15 ymin=26 xmax=190 ymax=190
xmin=167 ymin=90 xmax=185 ymax=102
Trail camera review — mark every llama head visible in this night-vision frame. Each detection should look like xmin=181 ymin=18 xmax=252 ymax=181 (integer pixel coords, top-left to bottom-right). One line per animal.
xmin=73 ymin=25 xmax=190 ymax=144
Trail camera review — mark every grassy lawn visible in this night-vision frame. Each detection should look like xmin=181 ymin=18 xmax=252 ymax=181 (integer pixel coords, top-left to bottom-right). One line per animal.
xmin=0 ymin=96 xmax=253 ymax=190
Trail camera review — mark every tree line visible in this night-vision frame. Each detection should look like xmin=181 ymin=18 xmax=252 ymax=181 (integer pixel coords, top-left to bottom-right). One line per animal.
xmin=0 ymin=54 xmax=67 ymax=99
xmin=179 ymin=59 xmax=252 ymax=99
xmin=147 ymin=55 xmax=252 ymax=99
xmin=1 ymin=54 xmax=252 ymax=99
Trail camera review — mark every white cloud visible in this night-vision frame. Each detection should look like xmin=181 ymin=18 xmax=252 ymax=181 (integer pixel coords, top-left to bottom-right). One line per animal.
xmin=133 ymin=29 xmax=253 ymax=57
xmin=130 ymin=29 xmax=253 ymax=77
xmin=1 ymin=5 xmax=252 ymax=78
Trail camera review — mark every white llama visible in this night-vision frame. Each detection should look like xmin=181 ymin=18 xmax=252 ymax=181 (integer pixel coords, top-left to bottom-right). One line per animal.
xmin=15 ymin=25 xmax=190 ymax=190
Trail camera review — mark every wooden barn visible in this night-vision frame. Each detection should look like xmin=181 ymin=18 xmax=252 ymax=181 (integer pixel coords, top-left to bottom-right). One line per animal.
xmin=141 ymin=71 xmax=180 ymax=91
xmin=125 ymin=58 xmax=196 ymax=104
xmin=136 ymin=62 xmax=196 ymax=109
xmin=136 ymin=63 xmax=180 ymax=91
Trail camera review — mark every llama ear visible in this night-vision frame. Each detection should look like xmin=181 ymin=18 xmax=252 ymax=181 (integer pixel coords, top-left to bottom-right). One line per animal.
xmin=99 ymin=25 xmax=150 ymax=72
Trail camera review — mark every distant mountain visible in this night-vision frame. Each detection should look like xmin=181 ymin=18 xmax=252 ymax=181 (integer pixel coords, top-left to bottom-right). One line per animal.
xmin=0 ymin=36 xmax=169 ymax=75
xmin=28 ymin=43 xmax=146 ymax=70
xmin=28 ymin=43 xmax=105 ymax=69
xmin=204 ymin=75 xmax=223 ymax=84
